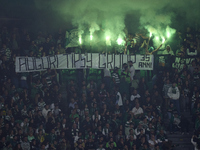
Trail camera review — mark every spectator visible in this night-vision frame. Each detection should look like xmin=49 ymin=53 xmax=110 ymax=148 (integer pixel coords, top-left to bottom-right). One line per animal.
xmin=167 ymin=82 xmax=180 ymax=114
xmin=191 ymin=135 xmax=200 ymax=150
xmin=131 ymin=102 xmax=144 ymax=119
xmin=128 ymin=60 xmax=135 ymax=81
xmin=148 ymin=134 xmax=158 ymax=150
xmin=41 ymin=104 xmax=50 ymax=119
xmin=112 ymin=67 xmax=120 ymax=87
xmin=130 ymin=89 xmax=141 ymax=108
xmin=0 ymin=25 xmax=198 ymax=150
xmin=21 ymin=136 xmax=30 ymax=150
xmin=162 ymin=45 xmax=174 ymax=55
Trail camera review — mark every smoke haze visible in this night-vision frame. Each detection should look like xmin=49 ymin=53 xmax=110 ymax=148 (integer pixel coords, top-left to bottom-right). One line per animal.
xmin=33 ymin=0 xmax=200 ymax=33
xmin=1 ymin=0 xmax=200 ymax=43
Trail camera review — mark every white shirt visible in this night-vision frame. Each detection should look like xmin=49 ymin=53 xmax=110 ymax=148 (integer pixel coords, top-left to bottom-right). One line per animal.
xmin=116 ymin=92 xmax=123 ymax=106
xmin=167 ymin=86 xmax=180 ymax=100
xmin=130 ymin=94 xmax=141 ymax=101
xmin=131 ymin=107 xmax=143 ymax=115
xmin=191 ymin=137 xmax=200 ymax=150
xmin=129 ymin=65 xmax=135 ymax=80
xmin=148 ymin=139 xmax=158 ymax=147
xmin=162 ymin=49 xmax=174 ymax=55
xmin=104 ymin=68 xmax=111 ymax=77
xmin=135 ymin=128 xmax=145 ymax=136
xmin=42 ymin=108 xmax=50 ymax=119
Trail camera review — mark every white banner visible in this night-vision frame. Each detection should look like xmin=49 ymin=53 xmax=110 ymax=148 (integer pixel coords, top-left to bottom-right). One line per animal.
xmin=15 ymin=54 xmax=154 ymax=72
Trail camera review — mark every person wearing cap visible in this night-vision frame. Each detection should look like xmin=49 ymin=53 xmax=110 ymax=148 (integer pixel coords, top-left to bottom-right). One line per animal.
xmin=162 ymin=45 xmax=175 ymax=70
xmin=162 ymin=45 xmax=174 ymax=55
xmin=167 ymin=82 xmax=180 ymax=115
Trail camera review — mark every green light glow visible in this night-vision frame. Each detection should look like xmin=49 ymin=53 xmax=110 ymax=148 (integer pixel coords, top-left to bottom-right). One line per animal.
xmin=106 ymin=36 xmax=110 ymax=41
xmin=167 ymin=32 xmax=170 ymax=38
xmin=90 ymin=34 xmax=93 ymax=40
xmin=162 ymin=37 xmax=165 ymax=43
xmin=150 ymin=32 xmax=152 ymax=37
xmin=155 ymin=36 xmax=159 ymax=40
xmin=117 ymin=38 xmax=123 ymax=45
xmin=79 ymin=35 xmax=82 ymax=44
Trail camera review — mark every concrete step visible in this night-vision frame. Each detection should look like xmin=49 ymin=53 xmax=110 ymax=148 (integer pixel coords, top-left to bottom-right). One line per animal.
xmin=172 ymin=145 xmax=194 ymax=150
xmin=164 ymin=110 xmax=194 ymax=149
xmin=169 ymin=137 xmax=191 ymax=144
xmin=167 ymin=132 xmax=193 ymax=138
xmin=166 ymin=131 xmax=193 ymax=149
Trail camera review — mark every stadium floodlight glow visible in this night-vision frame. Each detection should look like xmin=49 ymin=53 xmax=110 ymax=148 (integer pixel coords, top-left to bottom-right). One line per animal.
xmin=150 ymin=32 xmax=152 ymax=38
xmin=162 ymin=37 xmax=165 ymax=43
xmin=90 ymin=34 xmax=93 ymax=40
xmin=155 ymin=36 xmax=159 ymax=40
xmin=117 ymin=37 xmax=123 ymax=45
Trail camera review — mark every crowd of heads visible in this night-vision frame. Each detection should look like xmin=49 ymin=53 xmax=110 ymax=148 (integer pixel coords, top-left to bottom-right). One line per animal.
xmin=0 ymin=25 xmax=199 ymax=150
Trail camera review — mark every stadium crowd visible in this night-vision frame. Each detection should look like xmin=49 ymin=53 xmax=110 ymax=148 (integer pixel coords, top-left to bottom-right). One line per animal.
xmin=0 ymin=25 xmax=200 ymax=150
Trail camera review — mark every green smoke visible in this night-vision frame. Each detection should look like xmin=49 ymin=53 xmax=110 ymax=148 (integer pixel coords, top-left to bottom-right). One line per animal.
xmin=34 ymin=0 xmax=200 ymax=46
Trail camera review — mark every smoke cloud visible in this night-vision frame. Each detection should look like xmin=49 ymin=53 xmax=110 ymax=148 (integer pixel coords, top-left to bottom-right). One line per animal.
xmin=34 ymin=0 xmax=200 ymax=47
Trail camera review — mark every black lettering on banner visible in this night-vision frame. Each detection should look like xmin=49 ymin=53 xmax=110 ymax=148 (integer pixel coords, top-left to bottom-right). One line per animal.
xmin=49 ymin=55 xmax=57 ymax=68
xmin=139 ymin=62 xmax=143 ymax=68
xmin=64 ymin=54 xmax=69 ymax=68
xmin=35 ymin=58 xmax=43 ymax=70
xmin=33 ymin=57 xmax=36 ymax=70
xmin=148 ymin=62 xmax=152 ymax=68
xmin=49 ymin=56 xmax=56 ymax=68
xmin=141 ymin=55 xmax=150 ymax=61
xmin=99 ymin=53 xmax=106 ymax=68
xmin=141 ymin=55 xmax=145 ymax=61
xmin=80 ymin=54 xmax=85 ymax=68
xmin=42 ymin=57 xmax=50 ymax=69
xmin=86 ymin=53 xmax=92 ymax=68
xmin=107 ymin=54 xmax=113 ymax=69
xmin=27 ymin=57 xmax=35 ymax=71
xmin=72 ymin=53 xmax=74 ymax=68
xmin=19 ymin=57 xmax=27 ymax=71
xmin=131 ymin=55 xmax=136 ymax=64
xmin=146 ymin=55 xmax=150 ymax=61
xmin=74 ymin=54 xmax=80 ymax=68
xmin=138 ymin=62 xmax=152 ymax=68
